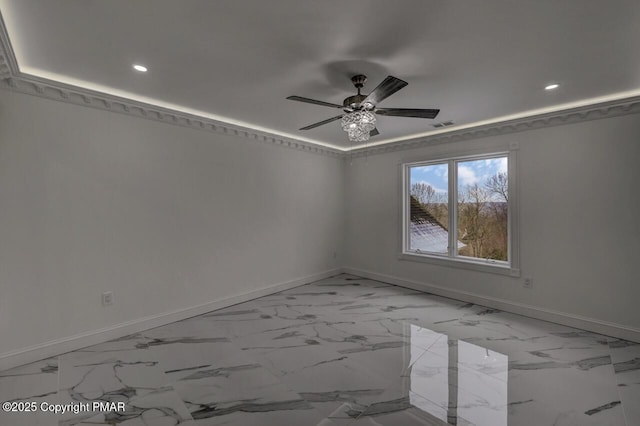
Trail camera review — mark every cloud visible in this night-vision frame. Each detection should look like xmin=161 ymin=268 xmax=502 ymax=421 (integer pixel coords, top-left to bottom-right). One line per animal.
xmin=468 ymin=158 xmax=508 ymax=185
xmin=458 ymin=165 xmax=478 ymax=186
xmin=498 ymin=157 xmax=508 ymax=174
xmin=483 ymin=157 xmax=508 ymax=174
xmin=413 ymin=164 xmax=448 ymax=177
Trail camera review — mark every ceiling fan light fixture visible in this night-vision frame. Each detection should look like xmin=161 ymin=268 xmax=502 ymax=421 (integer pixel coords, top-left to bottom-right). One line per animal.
xmin=341 ymin=110 xmax=376 ymax=142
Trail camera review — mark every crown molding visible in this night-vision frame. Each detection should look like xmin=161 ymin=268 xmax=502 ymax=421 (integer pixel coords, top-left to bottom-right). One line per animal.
xmin=0 ymin=16 xmax=343 ymax=158
xmin=2 ymin=12 xmax=640 ymax=160
xmin=0 ymin=12 xmax=18 ymax=78
xmin=0 ymin=75 xmax=343 ymax=158
xmin=349 ymin=95 xmax=640 ymax=157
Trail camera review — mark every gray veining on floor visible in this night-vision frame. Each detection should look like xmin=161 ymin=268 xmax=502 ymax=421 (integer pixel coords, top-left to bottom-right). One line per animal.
xmin=1 ymin=274 xmax=638 ymax=425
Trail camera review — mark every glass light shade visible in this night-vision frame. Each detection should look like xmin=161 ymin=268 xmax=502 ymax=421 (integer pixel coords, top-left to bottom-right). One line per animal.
xmin=341 ymin=111 xmax=376 ymax=142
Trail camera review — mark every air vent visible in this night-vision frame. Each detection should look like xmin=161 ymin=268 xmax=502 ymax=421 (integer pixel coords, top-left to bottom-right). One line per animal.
xmin=432 ymin=120 xmax=454 ymax=128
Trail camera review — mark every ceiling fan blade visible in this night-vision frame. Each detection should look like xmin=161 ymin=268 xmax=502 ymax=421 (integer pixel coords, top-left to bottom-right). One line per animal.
xmin=299 ymin=115 xmax=344 ymax=130
xmin=287 ymin=96 xmax=344 ymax=109
xmin=363 ymin=76 xmax=408 ymax=105
xmin=370 ymin=128 xmax=380 ymax=137
xmin=376 ymin=108 xmax=440 ymax=119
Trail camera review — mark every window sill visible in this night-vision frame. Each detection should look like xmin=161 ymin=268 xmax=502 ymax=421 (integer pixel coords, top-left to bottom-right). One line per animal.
xmin=398 ymin=252 xmax=520 ymax=277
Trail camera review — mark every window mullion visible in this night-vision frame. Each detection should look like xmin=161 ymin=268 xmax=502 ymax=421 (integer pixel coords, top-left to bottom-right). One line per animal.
xmin=404 ymin=165 xmax=411 ymax=253
xmin=448 ymin=160 xmax=457 ymax=258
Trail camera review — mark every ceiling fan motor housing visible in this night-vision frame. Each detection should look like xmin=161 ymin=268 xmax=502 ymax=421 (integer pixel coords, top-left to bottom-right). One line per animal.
xmin=343 ymin=94 xmax=367 ymax=109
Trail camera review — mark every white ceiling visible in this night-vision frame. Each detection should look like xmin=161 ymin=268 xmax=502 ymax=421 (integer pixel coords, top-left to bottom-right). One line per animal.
xmin=2 ymin=0 xmax=640 ymax=150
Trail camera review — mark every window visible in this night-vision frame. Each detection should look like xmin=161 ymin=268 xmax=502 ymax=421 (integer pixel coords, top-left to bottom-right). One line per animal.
xmin=402 ymin=151 xmax=518 ymax=275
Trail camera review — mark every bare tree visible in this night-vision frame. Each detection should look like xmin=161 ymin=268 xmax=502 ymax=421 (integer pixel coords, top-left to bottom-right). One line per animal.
xmin=484 ymin=172 xmax=508 ymax=202
xmin=484 ymin=172 xmax=508 ymax=258
xmin=458 ymin=183 xmax=490 ymax=258
xmin=410 ymin=182 xmax=437 ymax=204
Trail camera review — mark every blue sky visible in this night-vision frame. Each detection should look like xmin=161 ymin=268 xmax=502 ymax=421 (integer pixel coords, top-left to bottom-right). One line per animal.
xmin=410 ymin=157 xmax=507 ymax=195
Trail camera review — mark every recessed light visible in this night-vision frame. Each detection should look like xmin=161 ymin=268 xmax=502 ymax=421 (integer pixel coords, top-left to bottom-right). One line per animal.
xmin=545 ymin=83 xmax=559 ymax=90
xmin=133 ymin=64 xmax=148 ymax=72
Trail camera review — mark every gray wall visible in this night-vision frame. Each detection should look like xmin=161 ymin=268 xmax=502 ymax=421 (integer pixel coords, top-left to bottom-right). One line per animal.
xmin=0 ymin=91 xmax=344 ymax=356
xmin=344 ymin=113 xmax=640 ymax=332
xmin=2 ymin=86 xmax=639 ymax=363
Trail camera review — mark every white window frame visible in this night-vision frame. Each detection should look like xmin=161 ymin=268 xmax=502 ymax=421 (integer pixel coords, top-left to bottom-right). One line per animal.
xmin=399 ymin=148 xmax=520 ymax=277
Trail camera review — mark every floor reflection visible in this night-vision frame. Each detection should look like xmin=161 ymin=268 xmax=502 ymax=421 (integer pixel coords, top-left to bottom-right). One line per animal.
xmin=406 ymin=324 xmax=508 ymax=426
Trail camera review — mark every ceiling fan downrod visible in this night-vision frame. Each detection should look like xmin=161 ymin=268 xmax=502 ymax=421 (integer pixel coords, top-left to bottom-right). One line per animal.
xmin=343 ymin=74 xmax=369 ymax=109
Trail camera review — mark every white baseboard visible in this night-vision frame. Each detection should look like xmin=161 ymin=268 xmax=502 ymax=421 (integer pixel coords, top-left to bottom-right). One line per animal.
xmin=0 ymin=268 xmax=342 ymax=372
xmin=344 ymin=266 xmax=640 ymax=343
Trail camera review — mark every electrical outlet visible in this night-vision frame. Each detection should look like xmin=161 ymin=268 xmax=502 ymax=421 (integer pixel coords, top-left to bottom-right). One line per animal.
xmin=102 ymin=291 xmax=114 ymax=306
xmin=523 ymin=277 xmax=533 ymax=289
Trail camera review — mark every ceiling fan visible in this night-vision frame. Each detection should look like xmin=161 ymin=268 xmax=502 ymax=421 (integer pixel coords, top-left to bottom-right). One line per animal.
xmin=287 ymin=75 xmax=440 ymax=142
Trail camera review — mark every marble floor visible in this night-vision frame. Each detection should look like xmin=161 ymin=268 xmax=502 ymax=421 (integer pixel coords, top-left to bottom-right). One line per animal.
xmin=1 ymin=274 xmax=639 ymax=425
